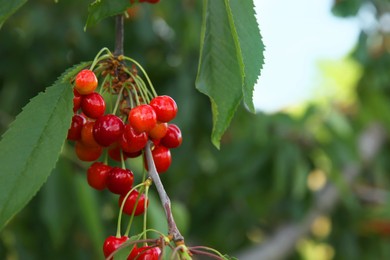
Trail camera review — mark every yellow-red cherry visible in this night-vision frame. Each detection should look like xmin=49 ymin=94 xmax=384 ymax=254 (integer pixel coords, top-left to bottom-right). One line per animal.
xmin=74 ymin=69 xmax=98 ymax=95
xmin=128 ymin=104 xmax=157 ymax=133
xmin=149 ymin=95 xmax=177 ymax=122
xmin=75 ymin=141 xmax=102 ymax=162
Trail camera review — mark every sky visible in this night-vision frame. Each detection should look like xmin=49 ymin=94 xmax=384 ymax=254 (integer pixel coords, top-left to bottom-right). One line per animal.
xmin=253 ymin=0 xmax=360 ymax=113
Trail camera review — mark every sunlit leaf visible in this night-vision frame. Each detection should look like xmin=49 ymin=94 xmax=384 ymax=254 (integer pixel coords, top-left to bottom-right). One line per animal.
xmin=196 ymin=0 xmax=264 ymax=148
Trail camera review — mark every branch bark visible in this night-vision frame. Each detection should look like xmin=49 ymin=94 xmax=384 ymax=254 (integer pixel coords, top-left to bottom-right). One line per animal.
xmin=237 ymin=123 xmax=386 ymax=260
xmin=114 ymin=15 xmax=124 ymax=56
xmin=145 ymin=141 xmax=184 ymax=243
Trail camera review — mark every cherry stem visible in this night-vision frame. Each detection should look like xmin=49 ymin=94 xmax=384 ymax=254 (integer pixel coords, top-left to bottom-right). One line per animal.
xmin=114 ymin=15 xmax=124 ymax=56
xmin=122 ymin=56 xmax=158 ymax=97
xmin=116 ymin=183 xmax=145 ymax=238
xmin=143 ymin=185 xmax=150 ymax=243
xmin=144 ymin=141 xmax=184 ymax=243
xmin=124 ymin=185 xmax=146 ymax=236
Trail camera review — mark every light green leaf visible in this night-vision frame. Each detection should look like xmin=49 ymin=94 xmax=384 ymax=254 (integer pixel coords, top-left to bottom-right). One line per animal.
xmin=196 ymin=0 xmax=264 ymax=148
xmin=0 ymin=0 xmax=28 ymax=28
xmin=228 ymin=0 xmax=264 ymax=112
xmin=0 ymin=62 xmax=90 ymax=230
xmin=85 ymin=0 xmax=132 ymax=29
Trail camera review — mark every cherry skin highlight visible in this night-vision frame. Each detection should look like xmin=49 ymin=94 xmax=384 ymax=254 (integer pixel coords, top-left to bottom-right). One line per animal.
xmin=106 ymin=167 xmax=134 ymax=195
xmin=93 ymin=114 xmax=124 ymax=147
xmin=128 ymin=104 xmax=157 ymax=133
xmin=87 ymin=162 xmax=111 ymax=190
xmin=81 ymin=92 xmax=106 ymax=119
xmin=150 ymin=95 xmax=177 ymax=122
xmin=74 ymin=69 xmax=98 ymax=95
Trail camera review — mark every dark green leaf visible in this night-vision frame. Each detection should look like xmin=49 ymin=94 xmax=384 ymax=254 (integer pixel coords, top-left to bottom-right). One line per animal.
xmin=85 ymin=0 xmax=132 ymax=29
xmin=0 ymin=62 xmax=90 ymax=230
xmin=196 ymin=0 xmax=264 ymax=148
xmin=0 ymin=0 xmax=28 ymax=28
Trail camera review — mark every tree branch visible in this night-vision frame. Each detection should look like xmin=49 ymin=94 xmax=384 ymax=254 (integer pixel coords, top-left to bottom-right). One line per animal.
xmin=237 ymin=123 xmax=386 ymax=260
xmin=145 ymin=141 xmax=184 ymax=243
xmin=114 ymin=15 xmax=124 ymax=56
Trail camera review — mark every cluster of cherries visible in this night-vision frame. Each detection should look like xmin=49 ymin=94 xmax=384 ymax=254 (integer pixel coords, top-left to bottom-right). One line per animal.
xmin=67 ymin=68 xmax=182 ymax=259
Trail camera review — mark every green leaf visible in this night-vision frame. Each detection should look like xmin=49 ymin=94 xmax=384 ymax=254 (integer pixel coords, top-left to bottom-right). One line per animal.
xmin=0 ymin=0 xmax=28 ymax=28
xmin=85 ymin=0 xmax=132 ymax=29
xmin=196 ymin=0 xmax=264 ymax=148
xmin=0 ymin=62 xmax=90 ymax=230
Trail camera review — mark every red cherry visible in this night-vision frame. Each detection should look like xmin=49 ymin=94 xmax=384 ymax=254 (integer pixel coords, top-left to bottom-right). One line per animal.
xmin=67 ymin=114 xmax=86 ymax=141
xmin=73 ymin=89 xmax=82 ymax=112
xmin=74 ymin=69 xmax=98 ymax=95
xmin=160 ymin=124 xmax=182 ymax=148
xmin=149 ymin=122 xmax=168 ymax=140
xmin=75 ymin=141 xmax=102 ymax=162
xmin=119 ymin=190 xmax=148 ymax=216
xmin=103 ymin=235 xmax=129 ymax=260
xmin=128 ymin=245 xmax=161 ymax=260
xmin=87 ymin=162 xmax=111 ymax=190
xmin=120 ymin=124 xmax=148 ymax=153
xmin=106 ymin=167 xmax=134 ymax=195
xmin=128 ymin=105 xmax=157 ymax=133
xmin=149 ymin=95 xmax=177 ymax=122
xmin=81 ymin=92 xmax=105 ymax=119
xmin=93 ymin=114 xmax=125 ymax=147
xmin=81 ymin=121 xmax=100 ymax=147
xmin=145 ymin=145 xmax=171 ymax=173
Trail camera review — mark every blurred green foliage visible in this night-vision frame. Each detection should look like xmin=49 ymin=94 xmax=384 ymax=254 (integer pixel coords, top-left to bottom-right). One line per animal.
xmin=1 ymin=0 xmax=390 ymax=259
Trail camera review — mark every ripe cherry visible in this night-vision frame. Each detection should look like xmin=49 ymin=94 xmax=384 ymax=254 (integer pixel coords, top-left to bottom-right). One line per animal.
xmin=119 ymin=190 xmax=148 ymax=216
xmin=75 ymin=141 xmax=102 ymax=162
xmin=81 ymin=92 xmax=105 ymax=119
xmin=145 ymin=145 xmax=171 ymax=173
xmin=120 ymin=124 xmax=148 ymax=153
xmin=73 ymin=89 xmax=82 ymax=112
xmin=149 ymin=122 xmax=168 ymax=140
xmin=106 ymin=167 xmax=134 ymax=195
xmin=81 ymin=121 xmax=100 ymax=147
xmin=93 ymin=114 xmax=125 ymax=147
xmin=74 ymin=69 xmax=98 ymax=95
xmin=103 ymin=235 xmax=129 ymax=260
xmin=128 ymin=104 xmax=157 ymax=133
xmin=128 ymin=245 xmax=161 ymax=260
xmin=67 ymin=114 xmax=86 ymax=141
xmin=150 ymin=95 xmax=177 ymax=122
xmin=87 ymin=162 xmax=111 ymax=190
xmin=161 ymin=124 xmax=182 ymax=148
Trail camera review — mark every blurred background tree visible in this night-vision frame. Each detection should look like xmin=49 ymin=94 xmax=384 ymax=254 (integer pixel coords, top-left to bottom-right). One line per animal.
xmin=1 ymin=0 xmax=390 ymax=259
